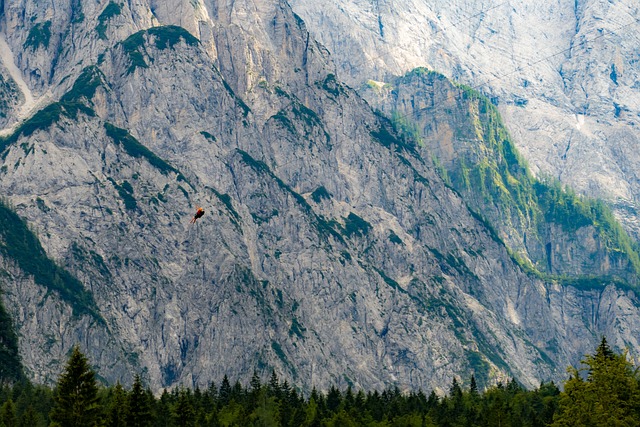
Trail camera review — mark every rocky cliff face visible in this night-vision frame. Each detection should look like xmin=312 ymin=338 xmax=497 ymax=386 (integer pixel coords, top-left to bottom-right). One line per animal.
xmin=288 ymin=0 xmax=640 ymax=236
xmin=360 ymin=69 xmax=640 ymax=284
xmin=1 ymin=0 xmax=640 ymax=394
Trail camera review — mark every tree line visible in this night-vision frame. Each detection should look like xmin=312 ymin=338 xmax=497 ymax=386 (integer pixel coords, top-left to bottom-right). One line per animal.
xmin=0 ymin=338 xmax=638 ymax=426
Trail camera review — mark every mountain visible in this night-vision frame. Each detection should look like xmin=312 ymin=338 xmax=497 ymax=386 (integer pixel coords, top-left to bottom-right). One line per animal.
xmin=1 ymin=0 xmax=640 ymax=394
xmin=288 ymin=0 xmax=640 ymax=236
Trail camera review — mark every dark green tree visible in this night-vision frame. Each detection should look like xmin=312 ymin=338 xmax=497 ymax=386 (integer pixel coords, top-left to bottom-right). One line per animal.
xmin=324 ymin=409 xmax=358 ymax=427
xmin=249 ymin=371 xmax=262 ymax=410
xmin=200 ymin=382 xmax=217 ymax=419
xmin=127 ymin=375 xmax=153 ymax=427
xmin=154 ymin=389 xmax=172 ymax=427
xmin=449 ymin=377 xmax=463 ymax=401
xmin=267 ymin=371 xmax=280 ymax=400
xmin=49 ymin=345 xmax=101 ymax=427
xmin=172 ymin=387 xmax=196 ymax=427
xmin=250 ymin=388 xmax=280 ymax=427
xmin=326 ymin=386 xmax=341 ymax=414
xmin=250 ymin=371 xmax=261 ymax=394
xmin=287 ymin=389 xmax=307 ymax=427
xmin=469 ymin=375 xmax=478 ymax=396
xmin=18 ymin=405 xmax=39 ymax=427
xmin=439 ymin=377 xmax=464 ymax=425
xmin=230 ymin=380 xmax=244 ymax=404
xmin=17 ymin=383 xmax=53 ymax=426
xmin=366 ymin=390 xmax=384 ymax=422
xmin=479 ymin=384 xmax=509 ymax=427
xmin=301 ymin=396 xmax=320 ymax=427
xmin=205 ymin=381 xmax=217 ymax=408
xmin=278 ymin=380 xmax=294 ymax=426
xmin=0 ymin=296 xmax=23 ymax=384
xmin=537 ymin=382 xmax=560 ymax=426
xmin=105 ymin=381 xmax=127 ymax=427
xmin=218 ymin=375 xmax=231 ymax=407
xmin=0 ymin=399 xmax=17 ymax=427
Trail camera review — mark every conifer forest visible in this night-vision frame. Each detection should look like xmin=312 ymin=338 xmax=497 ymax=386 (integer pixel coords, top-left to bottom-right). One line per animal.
xmin=0 ymin=339 xmax=638 ymax=426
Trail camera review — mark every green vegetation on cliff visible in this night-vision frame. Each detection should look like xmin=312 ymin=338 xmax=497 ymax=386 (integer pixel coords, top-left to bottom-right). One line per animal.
xmin=104 ymin=123 xmax=179 ymax=176
xmin=0 ymin=200 xmax=101 ymax=320
xmin=119 ymin=25 xmax=199 ymax=74
xmin=0 ymin=66 xmax=103 ymax=153
xmin=0 ymin=74 xmax=19 ymax=119
xmin=385 ymin=68 xmax=640 ymax=287
xmin=23 ymin=21 xmax=51 ymax=50
xmin=96 ymin=1 xmax=122 ymax=40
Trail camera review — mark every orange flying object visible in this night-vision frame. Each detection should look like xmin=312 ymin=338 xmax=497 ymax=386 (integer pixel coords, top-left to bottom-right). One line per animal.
xmin=190 ymin=206 xmax=205 ymax=224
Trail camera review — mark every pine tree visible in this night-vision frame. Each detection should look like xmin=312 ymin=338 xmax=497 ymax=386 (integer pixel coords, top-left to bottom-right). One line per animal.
xmin=366 ymin=390 xmax=384 ymax=422
xmin=249 ymin=371 xmax=262 ymax=409
xmin=192 ymin=386 xmax=203 ymax=415
xmin=18 ymin=405 xmax=39 ymax=427
xmin=202 ymin=382 xmax=217 ymax=415
xmin=552 ymin=337 xmax=640 ymax=426
xmin=301 ymin=396 xmax=319 ymax=427
xmin=49 ymin=345 xmax=101 ymax=427
xmin=288 ymin=388 xmax=306 ymax=427
xmin=250 ymin=388 xmax=280 ymax=427
xmin=127 ymin=375 xmax=153 ymax=427
xmin=172 ymin=387 xmax=196 ymax=427
xmin=537 ymin=381 xmax=560 ymax=426
xmin=0 ymin=297 xmax=23 ymax=383
xmin=469 ymin=375 xmax=478 ymax=395
xmin=594 ymin=336 xmax=615 ymax=361
xmin=446 ymin=377 xmax=464 ymax=422
xmin=231 ymin=380 xmax=244 ymax=404
xmin=0 ymin=399 xmax=17 ymax=427
xmin=154 ymin=389 xmax=172 ymax=427
xmin=32 ymin=383 xmax=54 ymax=421
xmin=250 ymin=371 xmax=262 ymax=395
xmin=326 ymin=386 xmax=341 ymax=413
xmin=343 ymin=386 xmax=354 ymax=411
xmin=17 ymin=383 xmax=53 ymax=426
xmin=105 ymin=382 xmax=127 ymax=427
xmin=449 ymin=377 xmax=463 ymax=400
xmin=207 ymin=381 xmax=218 ymax=401
xmin=479 ymin=385 xmax=509 ymax=427
xmin=354 ymin=389 xmax=366 ymax=412
xmin=267 ymin=370 xmax=280 ymax=400
xmin=218 ymin=375 xmax=232 ymax=407
xmin=278 ymin=380 xmax=293 ymax=425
